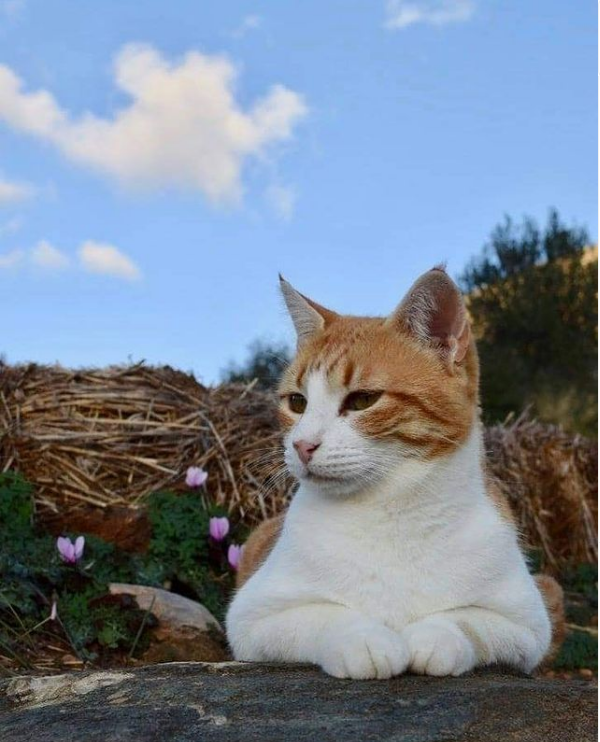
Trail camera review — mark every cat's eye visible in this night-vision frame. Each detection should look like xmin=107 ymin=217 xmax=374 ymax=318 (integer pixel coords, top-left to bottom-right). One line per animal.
xmin=288 ymin=393 xmax=307 ymax=414
xmin=342 ymin=390 xmax=383 ymax=412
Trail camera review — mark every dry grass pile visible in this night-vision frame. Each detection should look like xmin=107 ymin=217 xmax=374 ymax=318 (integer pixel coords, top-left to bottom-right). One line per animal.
xmin=0 ymin=362 xmax=292 ymax=524
xmin=485 ymin=415 xmax=597 ymax=569
xmin=0 ymin=362 xmax=596 ymax=569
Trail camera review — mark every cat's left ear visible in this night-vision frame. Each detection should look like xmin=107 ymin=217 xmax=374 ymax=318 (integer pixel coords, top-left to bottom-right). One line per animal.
xmin=279 ymin=275 xmax=337 ymax=347
xmin=387 ymin=267 xmax=471 ymax=368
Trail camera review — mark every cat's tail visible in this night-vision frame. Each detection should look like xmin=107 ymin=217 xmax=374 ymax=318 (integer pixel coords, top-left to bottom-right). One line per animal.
xmin=535 ymin=574 xmax=566 ymax=664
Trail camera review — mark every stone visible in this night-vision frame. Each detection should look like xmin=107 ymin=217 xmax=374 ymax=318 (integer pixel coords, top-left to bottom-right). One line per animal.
xmin=108 ymin=584 xmax=222 ymax=633
xmin=0 ymin=663 xmax=596 ymax=742
xmin=42 ymin=506 xmax=151 ymax=552
xmin=109 ymin=584 xmax=229 ymax=664
xmin=141 ymin=626 xmax=229 ymax=664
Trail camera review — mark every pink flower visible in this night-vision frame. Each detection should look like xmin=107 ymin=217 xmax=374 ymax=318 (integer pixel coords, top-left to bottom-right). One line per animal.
xmin=228 ymin=543 xmax=244 ymax=571
xmin=49 ymin=601 xmax=58 ymax=621
xmin=209 ymin=516 xmax=230 ymax=542
xmin=56 ymin=536 xmax=85 ymax=564
xmin=186 ymin=466 xmax=208 ymax=488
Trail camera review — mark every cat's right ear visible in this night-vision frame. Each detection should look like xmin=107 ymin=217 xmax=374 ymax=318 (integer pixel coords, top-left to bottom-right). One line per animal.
xmin=386 ymin=267 xmax=471 ymax=369
xmin=279 ymin=275 xmax=337 ymax=347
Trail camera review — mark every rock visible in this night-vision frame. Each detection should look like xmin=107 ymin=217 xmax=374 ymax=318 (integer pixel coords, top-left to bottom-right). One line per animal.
xmin=109 ymin=584 xmax=229 ymax=664
xmin=0 ymin=663 xmax=595 ymax=742
xmin=42 ymin=506 xmax=151 ymax=552
xmin=141 ymin=626 xmax=229 ymax=664
xmin=109 ymin=584 xmax=222 ymax=633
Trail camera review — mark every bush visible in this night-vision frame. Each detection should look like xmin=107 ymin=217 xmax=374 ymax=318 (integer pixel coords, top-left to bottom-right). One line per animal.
xmin=221 ymin=339 xmax=291 ymax=390
xmin=461 ymin=209 xmax=597 ymax=436
xmin=0 ymin=471 xmax=240 ymax=671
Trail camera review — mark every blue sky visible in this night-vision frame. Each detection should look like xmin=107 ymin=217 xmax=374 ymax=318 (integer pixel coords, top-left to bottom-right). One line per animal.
xmin=0 ymin=0 xmax=596 ymax=384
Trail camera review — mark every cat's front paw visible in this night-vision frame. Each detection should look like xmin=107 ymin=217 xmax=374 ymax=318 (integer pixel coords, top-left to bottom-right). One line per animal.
xmin=319 ymin=622 xmax=409 ymax=680
xmin=402 ymin=620 xmax=476 ymax=676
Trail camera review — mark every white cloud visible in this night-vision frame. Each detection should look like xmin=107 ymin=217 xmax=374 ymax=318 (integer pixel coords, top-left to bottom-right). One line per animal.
xmin=0 ymin=44 xmax=307 ymax=203
xmin=0 ymin=248 xmax=23 ymax=269
xmin=231 ymin=15 xmax=262 ymax=38
xmin=31 ymin=239 xmax=69 ymax=269
xmin=265 ymin=184 xmax=296 ymax=221
xmin=385 ymin=0 xmax=474 ymax=29
xmin=0 ymin=177 xmax=33 ymax=204
xmin=1 ymin=237 xmax=140 ymax=280
xmin=78 ymin=240 xmax=141 ymax=281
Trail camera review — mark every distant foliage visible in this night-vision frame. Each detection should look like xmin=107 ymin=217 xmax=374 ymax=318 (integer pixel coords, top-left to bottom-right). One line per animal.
xmin=221 ymin=340 xmax=291 ymax=390
xmin=461 ymin=209 xmax=597 ymax=436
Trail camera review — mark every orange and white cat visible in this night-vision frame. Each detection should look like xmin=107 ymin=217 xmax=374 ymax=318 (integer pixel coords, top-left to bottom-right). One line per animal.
xmin=226 ymin=268 xmax=560 ymax=679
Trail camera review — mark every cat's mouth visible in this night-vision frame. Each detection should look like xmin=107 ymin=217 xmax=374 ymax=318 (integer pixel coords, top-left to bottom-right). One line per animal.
xmin=306 ymin=471 xmax=340 ymax=482
xmin=304 ymin=469 xmax=345 ymax=483
xmin=302 ymin=466 xmax=369 ymax=497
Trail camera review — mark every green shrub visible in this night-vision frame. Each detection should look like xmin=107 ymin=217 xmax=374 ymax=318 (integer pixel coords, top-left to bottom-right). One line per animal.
xmin=145 ymin=490 xmax=234 ymax=620
xmin=553 ymin=629 xmax=597 ymax=671
xmin=0 ymin=472 xmax=237 ymax=669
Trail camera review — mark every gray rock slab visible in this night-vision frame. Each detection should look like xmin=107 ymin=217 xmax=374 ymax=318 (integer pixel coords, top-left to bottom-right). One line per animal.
xmin=0 ymin=662 xmax=595 ymax=742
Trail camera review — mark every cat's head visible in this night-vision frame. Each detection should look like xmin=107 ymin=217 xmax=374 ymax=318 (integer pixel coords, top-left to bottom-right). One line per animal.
xmin=278 ymin=268 xmax=479 ymax=497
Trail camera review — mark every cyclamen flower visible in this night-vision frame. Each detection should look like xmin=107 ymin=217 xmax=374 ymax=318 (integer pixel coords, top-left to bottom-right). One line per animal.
xmin=209 ymin=516 xmax=230 ymax=542
xmin=228 ymin=544 xmax=244 ymax=571
xmin=49 ymin=601 xmax=58 ymax=621
xmin=186 ymin=466 xmax=208 ymax=488
xmin=56 ymin=536 xmax=85 ymax=564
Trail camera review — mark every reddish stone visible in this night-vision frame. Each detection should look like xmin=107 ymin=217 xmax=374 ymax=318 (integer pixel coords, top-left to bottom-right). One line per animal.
xmin=41 ymin=505 xmax=151 ymax=552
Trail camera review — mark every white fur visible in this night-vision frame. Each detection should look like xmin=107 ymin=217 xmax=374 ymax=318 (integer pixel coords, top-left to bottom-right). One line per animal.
xmin=226 ymin=370 xmax=551 ymax=679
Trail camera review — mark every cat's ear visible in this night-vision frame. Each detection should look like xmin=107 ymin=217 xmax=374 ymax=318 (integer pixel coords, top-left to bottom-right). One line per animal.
xmin=279 ymin=275 xmax=337 ymax=347
xmin=387 ymin=266 xmax=471 ymax=367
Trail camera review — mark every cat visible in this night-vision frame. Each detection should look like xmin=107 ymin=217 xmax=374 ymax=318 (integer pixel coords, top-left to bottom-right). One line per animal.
xmin=226 ymin=268 xmax=564 ymax=679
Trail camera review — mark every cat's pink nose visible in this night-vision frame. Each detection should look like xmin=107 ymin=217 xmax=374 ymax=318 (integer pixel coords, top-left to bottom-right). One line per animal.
xmin=293 ymin=439 xmax=320 ymax=466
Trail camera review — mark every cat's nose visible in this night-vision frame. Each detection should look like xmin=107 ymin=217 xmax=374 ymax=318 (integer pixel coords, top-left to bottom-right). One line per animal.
xmin=293 ymin=439 xmax=320 ymax=466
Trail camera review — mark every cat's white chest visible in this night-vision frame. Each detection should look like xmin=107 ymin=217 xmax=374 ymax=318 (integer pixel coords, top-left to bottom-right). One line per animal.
xmin=316 ymin=536 xmax=427 ymax=629
xmin=278 ymin=486 xmax=496 ymax=632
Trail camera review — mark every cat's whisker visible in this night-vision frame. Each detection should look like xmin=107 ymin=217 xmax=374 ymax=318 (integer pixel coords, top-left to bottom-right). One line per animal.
xmin=248 ymin=457 xmax=286 ymax=473
xmin=247 ymin=451 xmax=286 ymax=470
xmin=256 ymin=474 xmax=293 ymax=504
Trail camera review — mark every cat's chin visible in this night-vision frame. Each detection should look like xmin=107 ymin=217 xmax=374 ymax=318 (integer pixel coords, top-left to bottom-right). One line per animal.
xmin=300 ymin=471 xmax=377 ymax=498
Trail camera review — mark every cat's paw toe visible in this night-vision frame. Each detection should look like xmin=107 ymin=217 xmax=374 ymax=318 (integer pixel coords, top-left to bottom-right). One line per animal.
xmin=403 ymin=621 xmax=475 ymax=676
xmin=320 ymin=625 xmax=409 ymax=680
